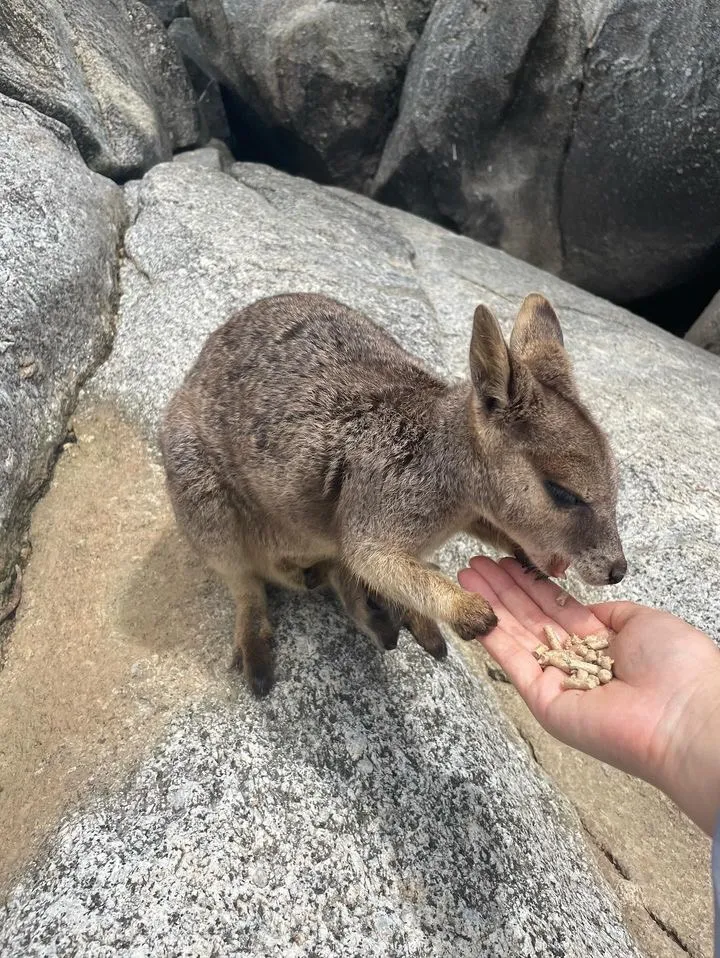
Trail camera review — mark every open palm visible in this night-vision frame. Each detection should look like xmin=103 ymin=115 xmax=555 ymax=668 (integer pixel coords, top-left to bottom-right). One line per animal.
xmin=458 ymin=556 xmax=720 ymax=792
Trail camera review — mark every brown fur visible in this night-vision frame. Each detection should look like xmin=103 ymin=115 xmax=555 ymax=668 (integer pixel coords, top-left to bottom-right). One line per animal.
xmin=160 ymin=292 xmax=625 ymax=695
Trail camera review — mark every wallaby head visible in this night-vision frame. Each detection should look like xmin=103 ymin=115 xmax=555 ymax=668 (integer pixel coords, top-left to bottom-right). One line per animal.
xmin=468 ymin=294 xmax=626 ymax=587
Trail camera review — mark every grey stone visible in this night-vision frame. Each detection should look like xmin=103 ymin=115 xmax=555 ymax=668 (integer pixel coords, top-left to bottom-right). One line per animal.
xmin=0 ymin=94 xmax=126 ymax=588
xmin=92 ymin=159 xmax=445 ymax=435
xmin=374 ymin=0 xmax=585 ymax=275
xmin=0 ymin=0 xmax=200 ymax=180
xmin=686 ymin=291 xmax=720 ymax=356
xmin=172 ymin=139 xmax=234 ymax=171
xmin=0 ymin=591 xmax=642 ymax=957
xmin=558 ymin=1 xmax=720 ymax=300
xmin=186 ymin=0 xmax=434 ymax=188
xmin=372 ymin=0 xmax=720 ymax=302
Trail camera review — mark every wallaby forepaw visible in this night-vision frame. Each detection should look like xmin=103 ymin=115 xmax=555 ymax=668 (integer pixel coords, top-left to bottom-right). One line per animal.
xmin=405 ymin=614 xmax=447 ymax=659
xmin=514 ymin=548 xmax=548 ymax=579
xmin=452 ymin=601 xmax=498 ymax=642
xmin=368 ymin=610 xmax=401 ymax=651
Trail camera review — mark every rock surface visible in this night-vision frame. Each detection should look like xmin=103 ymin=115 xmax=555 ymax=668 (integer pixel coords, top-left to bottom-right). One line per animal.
xmin=2 ymin=151 xmax=719 ymax=954
xmin=186 ymin=0 xmax=434 ymax=187
xmin=140 ymin=0 xmax=188 ymax=25
xmin=0 ymin=588 xmax=641 ymax=957
xmin=0 ymin=0 xmax=200 ymax=179
xmin=372 ymin=0 xmax=720 ymax=301
xmin=0 ymin=94 xmax=126 ymax=592
xmin=686 ymin=291 xmax=720 ymax=356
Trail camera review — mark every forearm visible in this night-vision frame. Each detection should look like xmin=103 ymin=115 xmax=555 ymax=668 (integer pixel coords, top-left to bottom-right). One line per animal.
xmin=657 ymin=683 xmax=720 ymax=836
xmin=345 ymin=541 xmax=497 ymax=639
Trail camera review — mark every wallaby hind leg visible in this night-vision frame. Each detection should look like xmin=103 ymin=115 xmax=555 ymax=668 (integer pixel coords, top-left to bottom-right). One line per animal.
xmin=221 ymin=569 xmax=274 ymax=697
xmin=161 ymin=405 xmax=275 ymax=695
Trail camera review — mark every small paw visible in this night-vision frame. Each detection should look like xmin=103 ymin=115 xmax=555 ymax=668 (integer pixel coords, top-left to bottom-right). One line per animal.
xmin=249 ymin=660 xmax=274 ymax=698
xmin=514 ymin=549 xmax=549 ymax=581
xmin=406 ymin=616 xmax=448 ymax=659
xmin=514 ymin=548 xmax=536 ymax=574
xmin=453 ymin=601 xmax=498 ymax=641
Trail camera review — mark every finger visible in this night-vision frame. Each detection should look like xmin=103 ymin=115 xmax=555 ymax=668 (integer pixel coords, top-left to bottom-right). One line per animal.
xmin=458 ymin=566 xmax=542 ymax=652
xmin=499 ymin=557 xmax=605 ymax=638
xmin=587 ymin=600 xmax=645 ymax=633
xmin=478 ymin=624 xmax=547 ymax=696
xmin=469 ymin=556 xmax=573 ymax=644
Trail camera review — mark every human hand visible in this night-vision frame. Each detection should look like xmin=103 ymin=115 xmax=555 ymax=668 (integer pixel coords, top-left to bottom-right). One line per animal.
xmin=458 ymin=556 xmax=720 ymax=835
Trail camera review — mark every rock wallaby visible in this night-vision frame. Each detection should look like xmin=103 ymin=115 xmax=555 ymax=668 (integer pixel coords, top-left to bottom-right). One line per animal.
xmin=160 ymin=292 xmax=626 ymax=696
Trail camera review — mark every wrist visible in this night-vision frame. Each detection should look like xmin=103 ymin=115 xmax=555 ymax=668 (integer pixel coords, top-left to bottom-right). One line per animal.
xmin=655 ymin=673 xmax=720 ymax=836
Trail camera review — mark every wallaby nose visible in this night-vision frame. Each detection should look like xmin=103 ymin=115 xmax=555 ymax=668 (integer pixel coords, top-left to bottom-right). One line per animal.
xmin=607 ymin=558 xmax=627 ymax=585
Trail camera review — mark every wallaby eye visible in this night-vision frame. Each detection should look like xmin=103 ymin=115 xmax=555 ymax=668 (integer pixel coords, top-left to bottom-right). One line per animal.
xmin=544 ymin=479 xmax=584 ymax=508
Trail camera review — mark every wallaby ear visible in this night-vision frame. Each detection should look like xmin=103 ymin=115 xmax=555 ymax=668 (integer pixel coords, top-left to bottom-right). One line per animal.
xmin=509 ymin=293 xmax=576 ymax=395
xmin=470 ymin=304 xmax=511 ymax=414
xmin=509 ymin=293 xmax=564 ymax=357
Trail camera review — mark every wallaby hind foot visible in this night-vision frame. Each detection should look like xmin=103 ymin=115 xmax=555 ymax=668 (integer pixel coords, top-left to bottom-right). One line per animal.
xmin=226 ymin=575 xmax=275 ymax=697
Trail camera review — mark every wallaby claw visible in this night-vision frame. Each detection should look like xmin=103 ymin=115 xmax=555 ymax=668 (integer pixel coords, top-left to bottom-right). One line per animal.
xmin=514 ymin=547 xmax=533 ymax=571
xmin=514 ymin=548 xmax=548 ymax=579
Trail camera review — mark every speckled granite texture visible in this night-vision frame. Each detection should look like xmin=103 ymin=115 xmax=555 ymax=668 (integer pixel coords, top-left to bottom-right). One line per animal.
xmin=1 ymin=592 xmax=640 ymax=957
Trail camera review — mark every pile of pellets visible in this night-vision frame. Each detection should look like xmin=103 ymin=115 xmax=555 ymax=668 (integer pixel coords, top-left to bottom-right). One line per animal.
xmin=534 ymin=625 xmax=615 ymax=690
